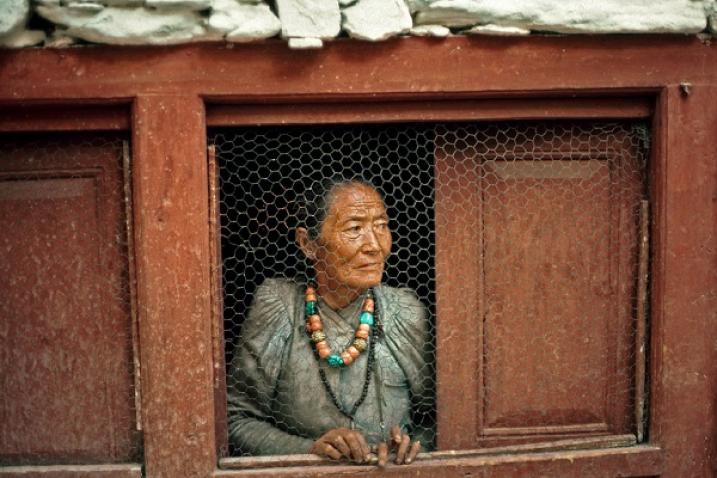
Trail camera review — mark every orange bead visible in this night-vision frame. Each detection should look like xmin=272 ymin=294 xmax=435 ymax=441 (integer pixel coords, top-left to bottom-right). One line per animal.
xmin=355 ymin=329 xmax=369 ymax=340
xmin=347 ymin=346 xmax=360 ymax=358
xmin=306 ymin=286 xmax=316 ymax=295
xmin=318 ymin=347 xmax=331 ymax=359
xmin=308 ymin=315 xmax=322 ymax=331
xmin=306 ymin=293 xmax=317 ymax=302
xmin=358 ymin=323 xmax=370 ymax=333
xmin=341 ymin=351 xmax=353 ymax=365
xmin=363 ymin=299 xmax=374 ymax=312
xmin=316 ymin=340 xmax=329 ymax=350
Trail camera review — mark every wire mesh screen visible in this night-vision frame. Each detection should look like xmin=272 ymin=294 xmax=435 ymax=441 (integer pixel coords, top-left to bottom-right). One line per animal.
xmin=0 ymin=133 xmax=141 ymax=465
xmin=213 ymin=120 xmax=648 ymax=460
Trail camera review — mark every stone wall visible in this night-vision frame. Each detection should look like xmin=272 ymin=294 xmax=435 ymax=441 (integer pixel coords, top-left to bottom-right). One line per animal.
xmin=0 ymin=0 xmax=713 ymax=48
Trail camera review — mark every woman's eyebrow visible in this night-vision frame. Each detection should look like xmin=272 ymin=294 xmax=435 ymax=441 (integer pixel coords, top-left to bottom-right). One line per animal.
xmin=337 ymin=209 xmax=387 ymax=224
xmin=337 ymin=212 xmax=368 ymax=224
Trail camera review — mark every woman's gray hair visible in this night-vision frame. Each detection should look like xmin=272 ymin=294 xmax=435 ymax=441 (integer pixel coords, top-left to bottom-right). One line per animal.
xmin=296 ymin=175 xmax=381 ymax=240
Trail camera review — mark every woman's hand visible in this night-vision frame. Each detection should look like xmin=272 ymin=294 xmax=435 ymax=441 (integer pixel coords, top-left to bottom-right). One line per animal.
xmin=376 ymin=425 xmax=421 ymax=466
xmin=310 ymin=427 xmax=371 ymax=463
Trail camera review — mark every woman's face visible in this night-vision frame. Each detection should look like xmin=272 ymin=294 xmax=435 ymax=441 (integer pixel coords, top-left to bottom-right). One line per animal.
xmin=313 ymin=184 xmax=392 ymax=293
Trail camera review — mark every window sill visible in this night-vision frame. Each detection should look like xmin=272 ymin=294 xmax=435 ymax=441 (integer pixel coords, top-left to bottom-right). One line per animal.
xmin=217 ymin=435 xmax=662 ymax=477
xmin=0 ymin=464 xmax=142 ymax=478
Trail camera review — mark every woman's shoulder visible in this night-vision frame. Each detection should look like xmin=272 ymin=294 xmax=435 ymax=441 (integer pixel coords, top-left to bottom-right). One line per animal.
xmin=375 ymin=284 xmax=427 ymax=322
xmin=255 ymin=277 xmax=302 ymax=301
xmin=242 ymin=277 xmax=302 ymax=335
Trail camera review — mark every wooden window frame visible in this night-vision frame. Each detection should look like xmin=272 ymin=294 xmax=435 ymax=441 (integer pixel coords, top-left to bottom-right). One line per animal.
xmin=207 ymin=99 xmax=652 ymax=461
xmin=0 ymin=36 xmax=715 ymax=477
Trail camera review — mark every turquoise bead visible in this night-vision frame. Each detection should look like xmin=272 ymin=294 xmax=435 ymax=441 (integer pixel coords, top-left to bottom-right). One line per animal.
xmin=305 ymin=301 xmax=317 ymax=316
xmin=359 ymin=311 xmax=374 ymax=325
xmin=327 ymin=354 xmax=344 ymax=368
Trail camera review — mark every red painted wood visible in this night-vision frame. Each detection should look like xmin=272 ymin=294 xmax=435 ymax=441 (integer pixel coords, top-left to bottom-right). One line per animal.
xmin=206 ymin=98 xmax=651 ymax=126
xmin=649 ymin=85 xmax=717 ymax=477
xmin=0 ymin=134 xmax=138 ymax=465
xmin=131 ymin=96 xmax=216 ymax=478
xmin=0 ymin=464 xmax=141 ymax=478
xmin=434 ymin=124 xmax=642 ymax=448
xmin=0 ymin=105 xmax=129 ymax=132
xmin=214 ymin=445 xmax=662 ymax=477
xmin=434 ymin=131 xmax=483 ymax=450
xmin=0 ymin=38 xmax=714 ymax=103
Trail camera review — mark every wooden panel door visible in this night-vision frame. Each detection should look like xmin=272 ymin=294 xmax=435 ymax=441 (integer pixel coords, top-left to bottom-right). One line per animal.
xmin=435 ymin=122 xmax=645 ymax=449
xmin=0 ymin=134 xmax=140 ymax=465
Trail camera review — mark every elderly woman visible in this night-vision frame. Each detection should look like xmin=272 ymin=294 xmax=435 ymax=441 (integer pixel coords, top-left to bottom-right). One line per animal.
xmin=226 ymin=178 xmax=433 ymax=466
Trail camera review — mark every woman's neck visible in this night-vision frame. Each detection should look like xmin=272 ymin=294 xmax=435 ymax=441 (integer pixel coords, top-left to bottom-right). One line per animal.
xmin=316 ymin=283 xmax=364 ymax=310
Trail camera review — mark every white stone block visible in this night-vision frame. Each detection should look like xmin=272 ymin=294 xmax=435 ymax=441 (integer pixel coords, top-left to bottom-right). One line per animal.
xmin=409 ymin=24 xmax=450 ymax=36
xmin=288 ymin=36 xmax=323 ymax=48
xmin=66 ymin=1 xmax=105 ymax=13
xmin=275 ymin=0 xmax=341 ymax=39
xmin=208 ymin=0 xmax=280 ymax=40
xmin=104 ymin=0 xmax=145 ymax=6
xmin=414 ymin=0 xmax=708 ymax=33
xmin=0 ymin=0 xmax=30 ymax=36
xmin=342 ymin=0 xmax=412 ymax=41
xmin=146 ymin=0 xmax=212 ymax=10
xmin=0 ymin=28 xmax=45 ymax=47
xmin=45 ymin=29 xmax=77 ymax=47
xmin=36 ymin=5 xmax=210 ymax=44
xmin=466 ymin=24 xmax=529 ymax=35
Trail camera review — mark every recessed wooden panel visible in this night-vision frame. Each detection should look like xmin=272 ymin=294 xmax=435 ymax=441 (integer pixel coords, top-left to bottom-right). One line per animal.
xmin=482 ymin=159 xmax=612 ymax=431
xmin=435 ymin=123 xmax=644 ymax=447
xmin=0 ymin=135 xmax=138 ymax=465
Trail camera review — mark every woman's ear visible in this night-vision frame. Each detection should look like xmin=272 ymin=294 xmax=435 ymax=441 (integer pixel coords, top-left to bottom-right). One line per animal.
xmin=296 ymin=227 xmax=317 ymax=261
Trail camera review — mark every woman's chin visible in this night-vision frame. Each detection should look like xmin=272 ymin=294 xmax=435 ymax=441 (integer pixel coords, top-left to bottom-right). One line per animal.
xmin=345 ymin=272 xmax=383 ymax=290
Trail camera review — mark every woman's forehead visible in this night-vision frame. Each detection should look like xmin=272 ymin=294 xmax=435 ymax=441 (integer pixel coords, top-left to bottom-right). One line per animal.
xmin=328 ymin=184 xmax=386 ymax=218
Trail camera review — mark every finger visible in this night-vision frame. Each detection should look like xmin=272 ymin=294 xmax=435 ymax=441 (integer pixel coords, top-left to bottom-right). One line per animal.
xmin=332 ymin=436 xmax=351 ymax=459
xmin=356 ymin=431 xmax=371 ymax=461
xmin=377 ymin=442 xmax=388 ymax=468
xmin=405 ymin=440 xmax=421 ymax=465
xmin=395 ymin=434 xmax=410 ymax=465
xmin=324 ymin=443 xmax=342 ymax=461
xmin=344 ymin=431 xmax=365 ymax=463
xmin=391 ymin=426 xmax=402 ymax=446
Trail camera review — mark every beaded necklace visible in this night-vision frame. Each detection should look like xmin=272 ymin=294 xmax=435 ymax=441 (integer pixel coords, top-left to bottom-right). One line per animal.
xmin=306 ymin=285 xmax=380 ymax=422
xmin=305 ymin=286 xmax=375 ymax=368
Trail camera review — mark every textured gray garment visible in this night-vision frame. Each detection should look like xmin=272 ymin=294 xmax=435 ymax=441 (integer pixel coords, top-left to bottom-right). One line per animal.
xmin=227 ymin=277 xmax=433 ymax=456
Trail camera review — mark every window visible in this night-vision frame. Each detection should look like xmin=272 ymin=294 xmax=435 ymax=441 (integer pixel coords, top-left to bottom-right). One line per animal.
xmin=0 ymin=133 xmax=141 ymax=466
xmin=211 ymin=120 xmax=649 ymax=465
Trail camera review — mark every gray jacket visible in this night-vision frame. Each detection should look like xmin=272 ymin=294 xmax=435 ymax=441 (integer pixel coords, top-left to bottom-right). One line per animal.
xmin=226 ymin=278 xmax=433 ymax=455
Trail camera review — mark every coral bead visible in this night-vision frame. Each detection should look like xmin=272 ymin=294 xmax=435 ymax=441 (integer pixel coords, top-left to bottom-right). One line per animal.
xmin=318 ymin=346 xmax=332 ymax=359
xmin=347 ymin=346 xmax=360 ymax=358
xmin=341 ymin=351 xmax=353 ymax=365
xmin=308 ymin=315 xmax=322 ymax=332
xmin=355 ymin=329 xmax=369 ymax=340
xmin=306 ymin=293 xmax=317 ymax=302
xmin=363 ymin=299 xmax=375 ymax=312
xmin=358 ymin=323 xmax=370 ymax=333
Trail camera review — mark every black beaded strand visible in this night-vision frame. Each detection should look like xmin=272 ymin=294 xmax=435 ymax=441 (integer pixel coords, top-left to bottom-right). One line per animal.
xmin=315 ymin=290 xmax=380 ymax=422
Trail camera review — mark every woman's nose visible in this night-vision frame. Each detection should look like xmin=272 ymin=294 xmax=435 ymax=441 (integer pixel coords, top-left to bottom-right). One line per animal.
xmin=362 ymin=229 xmax=381 ymax=252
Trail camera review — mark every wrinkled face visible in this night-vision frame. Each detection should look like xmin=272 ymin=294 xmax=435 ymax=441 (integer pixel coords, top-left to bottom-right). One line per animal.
xmin=314 ymin=184 xmax=392 ymax=292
